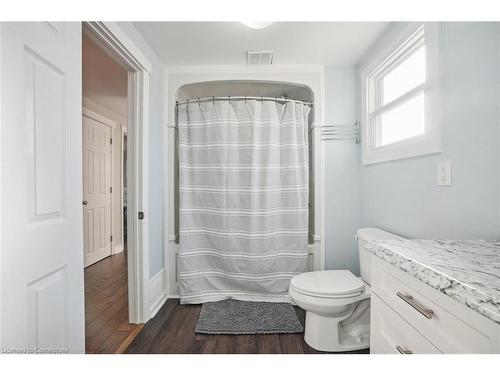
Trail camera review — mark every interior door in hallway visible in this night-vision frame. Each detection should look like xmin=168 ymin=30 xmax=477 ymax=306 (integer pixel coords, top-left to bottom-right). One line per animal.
xmin=83 ymin=115 xmax=112 ymax=267
xmin=1 ymin=22 xmax=84 ymax=352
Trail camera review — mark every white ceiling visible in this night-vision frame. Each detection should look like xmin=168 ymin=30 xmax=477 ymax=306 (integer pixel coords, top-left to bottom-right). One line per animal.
xmin=133 ymin=22 xmax=390 ymax=66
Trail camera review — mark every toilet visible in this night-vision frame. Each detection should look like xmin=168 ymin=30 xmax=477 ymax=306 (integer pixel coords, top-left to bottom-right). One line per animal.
xmin=289 ymin=228 xmax=405 ymax=352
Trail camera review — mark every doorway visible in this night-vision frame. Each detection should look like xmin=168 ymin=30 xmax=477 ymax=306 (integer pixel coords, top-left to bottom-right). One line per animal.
xmin=82 ymin=33 xmax=136 ymax=353
xmin=83 ymin=22 xmax=152 ymax=330
xmin=82 ymin=34 xmax=129 ymax=267
xmin=81 ymin=21 xmax=152 ymax=352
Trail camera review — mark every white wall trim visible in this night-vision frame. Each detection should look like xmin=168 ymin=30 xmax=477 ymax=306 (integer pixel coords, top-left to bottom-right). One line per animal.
xmin=0 ymin=23 xmax=3 ymax=349
xmin=84 ymin=22 xmax=151 ymax=324
xmin=113 ymin=245 xmax=124 ymax=255
xmin=165 ymin=65 xmax=326 ymax=296
xmin=163 ymin=69 xmax=175 ymax=308
xmin=83 ymin=107 xmax=118 ymax=128
xmin=149 ymin=268 xmax=168 ymax=318
xmin=82 ymin=97 xmax=128 ymax=126
xmin=318 ymin=66 xmax=326 ymax=272
xmin=85 ymin=23 xmax=152 ymax=75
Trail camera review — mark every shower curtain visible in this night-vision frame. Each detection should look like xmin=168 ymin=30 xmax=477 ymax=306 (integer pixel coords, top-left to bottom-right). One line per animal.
xmin=178 ymin=99 xmax=310 ymax=304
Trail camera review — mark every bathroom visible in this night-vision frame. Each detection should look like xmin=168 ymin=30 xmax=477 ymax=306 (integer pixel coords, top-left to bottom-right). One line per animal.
xmin=143 ymin=21 xmax=499 ymax=354
xmin=1 ymin=1 xmax=500 ymax=371
xmin=133 ymin=22 xmax=500 ymax=353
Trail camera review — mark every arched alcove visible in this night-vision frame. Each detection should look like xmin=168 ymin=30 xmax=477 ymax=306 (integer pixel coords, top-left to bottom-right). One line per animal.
xmin=176 ymin=80 xmax=315 ymax=124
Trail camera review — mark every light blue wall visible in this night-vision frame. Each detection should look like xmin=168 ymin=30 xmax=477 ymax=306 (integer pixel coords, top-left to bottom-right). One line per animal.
xmin=359 ymin=22 xmax=500 ymax=239
xmin=324 ymin=66 xmax=362 ymax=274
xmin=118 ymin=23 xmax=166 ymax=276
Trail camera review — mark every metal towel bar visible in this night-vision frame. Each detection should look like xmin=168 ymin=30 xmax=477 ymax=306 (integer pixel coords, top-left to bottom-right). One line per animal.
xmin=321 ymin=121 xmax=360 ymax=143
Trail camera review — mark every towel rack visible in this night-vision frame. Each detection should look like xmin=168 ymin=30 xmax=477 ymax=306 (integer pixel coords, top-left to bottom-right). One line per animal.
xmin=320 ymin=121 xmax=360 ymax=143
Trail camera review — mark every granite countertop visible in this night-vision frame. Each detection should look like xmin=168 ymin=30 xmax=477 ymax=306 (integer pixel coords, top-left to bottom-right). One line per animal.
xmin=366 ymin=239 xmax=500 ymax=324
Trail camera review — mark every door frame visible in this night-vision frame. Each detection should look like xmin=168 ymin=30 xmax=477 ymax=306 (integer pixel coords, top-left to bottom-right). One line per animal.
xmin=0 ymin=23 xmax=4 ymax=349
xmin=83 ymin=22 xmax=151 ymax=324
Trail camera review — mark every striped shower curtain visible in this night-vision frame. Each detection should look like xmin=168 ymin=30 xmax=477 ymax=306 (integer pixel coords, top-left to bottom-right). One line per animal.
xmin=178 ymin=99 xmax=310 ymax=304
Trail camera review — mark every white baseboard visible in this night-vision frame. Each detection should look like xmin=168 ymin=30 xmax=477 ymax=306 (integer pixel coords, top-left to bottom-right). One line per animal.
xmin=150 ymin=289 xmax=169 ymax=318
xmin=113 ymin=245 xmax=124 ymax=255
xmin=149 ymin=268 xmax=169 ymax=319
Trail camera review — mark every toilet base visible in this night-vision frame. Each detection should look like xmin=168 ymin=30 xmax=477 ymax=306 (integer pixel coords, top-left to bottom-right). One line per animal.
xmin=304 ymin=310 xmax=370 ymax=352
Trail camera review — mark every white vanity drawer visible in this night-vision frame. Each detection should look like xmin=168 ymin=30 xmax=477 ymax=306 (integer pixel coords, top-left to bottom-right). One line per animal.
xmin=371 ymin=256 xmax=496 ymax=353
xmin=371 ymin=293 xmax=440 ymax=354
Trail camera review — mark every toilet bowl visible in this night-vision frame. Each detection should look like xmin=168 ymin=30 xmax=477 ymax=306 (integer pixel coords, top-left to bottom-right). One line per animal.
xmin=290 ymin=270 xmax=371 ymax=352
xmin=289 ymin=228 xmax=405 ymax=352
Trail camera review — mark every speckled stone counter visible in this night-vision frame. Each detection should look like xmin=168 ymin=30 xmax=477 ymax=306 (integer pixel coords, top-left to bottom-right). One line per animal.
xmin=366 ymin=239 xmax=500 ymax=324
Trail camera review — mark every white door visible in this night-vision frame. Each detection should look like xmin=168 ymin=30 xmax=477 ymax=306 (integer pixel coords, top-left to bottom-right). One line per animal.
xmin=1 ymin=23 xmax=84 ymax=353
xmin=83 ymin=115 xmax=112 ymax=267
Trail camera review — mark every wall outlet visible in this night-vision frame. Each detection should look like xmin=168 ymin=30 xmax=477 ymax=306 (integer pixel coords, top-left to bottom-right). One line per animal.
xmin=438 ymin=161 xmax=452 ymax=186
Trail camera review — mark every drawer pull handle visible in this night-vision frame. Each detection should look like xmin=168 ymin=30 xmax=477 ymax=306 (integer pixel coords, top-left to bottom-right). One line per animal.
xmin=397 ymin=292 xmax=434 ymax=319
xmin=396 ymin=345 xmax=413 ymax=354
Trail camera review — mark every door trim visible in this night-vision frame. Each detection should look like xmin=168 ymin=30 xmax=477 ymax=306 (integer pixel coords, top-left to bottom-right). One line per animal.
xmin=83 ymin=22 xmax=151 ymax=324
xmin=83 ymin=107 xmax=118 ymax=128
xmin=0 ymin=23 xmax=4 ymax=349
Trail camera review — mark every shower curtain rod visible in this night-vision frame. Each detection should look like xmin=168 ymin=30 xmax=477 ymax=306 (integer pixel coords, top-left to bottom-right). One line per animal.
xmin=175 ymin=96 xmax=313 ymax=107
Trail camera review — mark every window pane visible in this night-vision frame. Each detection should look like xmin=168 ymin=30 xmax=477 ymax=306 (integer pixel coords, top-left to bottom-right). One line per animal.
xmin=376 ymin=93 xmax=424 ymax=147
xmin=382 ymin=45 xmax=425 ymax=105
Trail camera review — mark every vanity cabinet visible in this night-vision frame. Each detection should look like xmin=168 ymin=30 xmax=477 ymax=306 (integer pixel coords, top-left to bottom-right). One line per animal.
xmin=370 ymin=256 xmax=500 ymax=354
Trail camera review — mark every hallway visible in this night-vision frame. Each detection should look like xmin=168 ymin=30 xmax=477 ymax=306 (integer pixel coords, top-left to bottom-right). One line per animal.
xmin=85 ymin=252 xmax=143 ymax=353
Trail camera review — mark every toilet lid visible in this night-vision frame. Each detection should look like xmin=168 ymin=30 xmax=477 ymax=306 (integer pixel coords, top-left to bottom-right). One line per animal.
xmin=290 ymin=270 xmax=365 ymax=298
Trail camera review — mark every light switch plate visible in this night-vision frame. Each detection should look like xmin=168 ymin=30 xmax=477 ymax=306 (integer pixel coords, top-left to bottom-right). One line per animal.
xmin=438 ymin=161 xmax=452 ymax=186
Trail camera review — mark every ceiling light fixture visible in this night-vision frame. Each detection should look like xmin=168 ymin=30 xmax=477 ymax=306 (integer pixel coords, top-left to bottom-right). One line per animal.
xmin=241 ymin=22 xmax=273 ymax=30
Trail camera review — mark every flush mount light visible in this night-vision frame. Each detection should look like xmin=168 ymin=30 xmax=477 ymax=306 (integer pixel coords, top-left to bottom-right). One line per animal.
xmin=241 ymin=22 xmax=273 ymax=30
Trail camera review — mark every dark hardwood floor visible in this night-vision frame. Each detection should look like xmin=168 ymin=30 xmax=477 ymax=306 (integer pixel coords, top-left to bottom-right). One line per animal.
xmin=85 ymin=251 xmax=143 ymax=354
xmin=126 ymin=299 xmax=369 ymax=354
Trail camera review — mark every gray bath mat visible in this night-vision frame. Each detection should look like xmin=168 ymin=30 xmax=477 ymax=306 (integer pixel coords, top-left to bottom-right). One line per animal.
xmin=195 ymin=299 xmax=304 ymax=335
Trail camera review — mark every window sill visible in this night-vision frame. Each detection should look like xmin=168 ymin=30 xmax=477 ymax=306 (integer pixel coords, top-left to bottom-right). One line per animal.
xmin=362 ymin=135 xmax=441 ymax=165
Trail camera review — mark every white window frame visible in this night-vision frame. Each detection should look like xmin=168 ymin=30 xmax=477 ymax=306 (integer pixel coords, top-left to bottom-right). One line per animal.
xmin=361 ymin=23 xmax=441 ymax=165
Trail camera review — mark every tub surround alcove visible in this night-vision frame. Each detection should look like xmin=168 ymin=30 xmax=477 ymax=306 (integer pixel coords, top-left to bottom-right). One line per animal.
xmin=166 ymin=71 xmax=326 ymax=297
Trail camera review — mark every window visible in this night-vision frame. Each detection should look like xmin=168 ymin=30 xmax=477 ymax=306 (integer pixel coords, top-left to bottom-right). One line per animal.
xmin=362 ymin=24 xmax=440 ymax=164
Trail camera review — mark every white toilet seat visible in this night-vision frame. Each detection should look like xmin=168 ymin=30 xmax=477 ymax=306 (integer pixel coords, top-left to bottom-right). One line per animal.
xmin=290 ymin=270 xmax=365 ymax=299
xmin=290 ymin=285 xmax=363 ymax=300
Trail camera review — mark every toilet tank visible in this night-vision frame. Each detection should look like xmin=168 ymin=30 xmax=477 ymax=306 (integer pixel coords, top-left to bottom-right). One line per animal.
xmin=357 ymin=228 xmax=406 ymax=285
